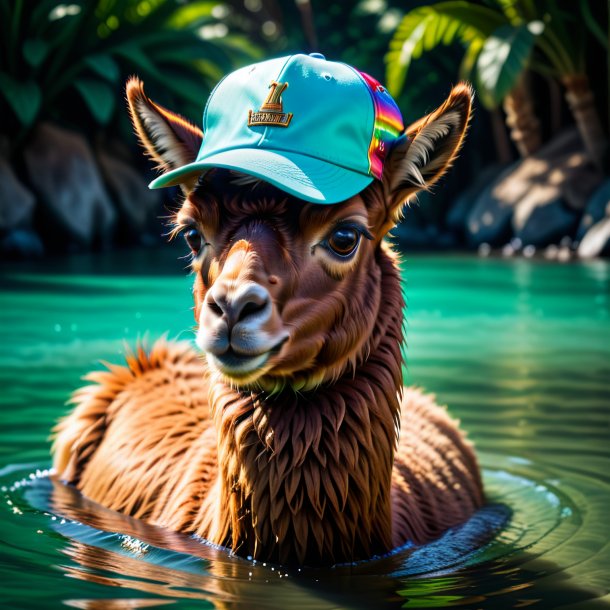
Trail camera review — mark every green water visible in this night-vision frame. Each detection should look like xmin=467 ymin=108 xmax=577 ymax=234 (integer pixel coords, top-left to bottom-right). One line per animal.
xmin=0 ymin=249 xmax=609 ymax=609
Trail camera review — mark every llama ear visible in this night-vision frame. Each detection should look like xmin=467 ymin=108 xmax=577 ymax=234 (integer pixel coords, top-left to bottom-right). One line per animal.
xmin=380 ymin=82 xmax=473 ymax=231
xmin=126 ymin=76 xmax=203 ymax=192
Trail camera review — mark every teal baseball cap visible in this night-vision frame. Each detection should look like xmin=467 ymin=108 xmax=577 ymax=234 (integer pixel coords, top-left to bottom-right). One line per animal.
xmin=149 ymin=53 xmax=404 ymax=204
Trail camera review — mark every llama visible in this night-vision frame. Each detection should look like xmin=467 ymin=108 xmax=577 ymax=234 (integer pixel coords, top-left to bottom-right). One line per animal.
xmin=53 ymin=55 xmax=483 ymax=566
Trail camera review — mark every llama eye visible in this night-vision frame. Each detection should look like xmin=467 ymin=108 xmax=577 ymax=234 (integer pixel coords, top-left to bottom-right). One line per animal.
xmin=184 ymin=228 xmax=204 ymax=255
xmin=327 ymin=227 xmax=361 ymax=257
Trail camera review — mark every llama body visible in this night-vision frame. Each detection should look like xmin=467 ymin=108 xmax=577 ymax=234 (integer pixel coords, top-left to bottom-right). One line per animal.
xmin=55 ymin=248 xmax=482 ymax=565
xmin=53 ymin=59 xmax=484 ymax=565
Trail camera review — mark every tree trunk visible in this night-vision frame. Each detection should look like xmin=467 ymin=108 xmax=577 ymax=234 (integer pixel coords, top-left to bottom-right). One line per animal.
xmin=502 ymin=74 xmax=542 ymax=157
xmin=545 ymin=75 xmax=563 ymax=138
xmin=561 ymin=73 xmax=607 ymax=171
xmin=490 ymin=108 xmax=513 ymax=164
xmin=295 ymin=0 xmax=318 ymax=52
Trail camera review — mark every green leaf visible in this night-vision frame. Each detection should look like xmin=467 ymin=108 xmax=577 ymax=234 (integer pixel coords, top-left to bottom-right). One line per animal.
xmin=114 ymin=44 xmax=166 ymax=81
xmin=475 ymin=22 xmax=541 ymax=108
xmin=23 ymin=38 xmax=49 ymax=67
xmin=73 ymin=78 xmax=116 ymax=124
xmin=151 ymin=40 xmax=231 ymax=68
xmin=580 ymin=0 xmax=608 ymax=49
xmin=459 ymin=37 xmax=483 ymax=81
xmin=0 ymin=72 xmax=41 ymax=126
xmin=220 ymin=34 xmax=265 ymax=61
xmin=193 ymin=58 xmax=225 ymax=83
xmin=167 ymin=1 xmax=217 ymax=28
xmin=84 ymin=54 xmax=120 ymax=83
xmin=385 ymin=1 xmax=506 ymax=96
xmin=494 ymin=0 xmax=527 ymax=25
xmin=29 ymin=0 xmax=69 ymax=30
xmin=154 ymin=67 xmax=210 ymax=105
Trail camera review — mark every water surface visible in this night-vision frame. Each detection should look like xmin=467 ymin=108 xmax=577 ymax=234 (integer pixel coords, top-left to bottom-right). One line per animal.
xmin=0 ymin=249 xmax=609 ymax=609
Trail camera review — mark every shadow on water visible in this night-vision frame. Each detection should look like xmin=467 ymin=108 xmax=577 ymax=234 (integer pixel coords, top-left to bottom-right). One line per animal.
xmin=7 ymin=472 xmax=605 ymax=610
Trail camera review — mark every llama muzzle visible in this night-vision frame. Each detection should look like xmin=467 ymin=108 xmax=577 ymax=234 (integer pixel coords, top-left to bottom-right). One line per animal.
xmin=197 ymin=241 xmax=289 ymax=381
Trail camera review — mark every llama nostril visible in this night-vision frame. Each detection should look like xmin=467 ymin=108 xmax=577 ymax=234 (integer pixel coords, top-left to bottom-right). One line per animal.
xmin=208 ymin=300 xmax=224 ymax=317
xmin=206 ymin=291 xmax=226 ymax=319
xmin=233 ymin=284 xmax=271 ymax=325
xmin=206 ymin=283 xmax=271 ymax=327
xmin=237 ymin=299 xmax=267 ymax=322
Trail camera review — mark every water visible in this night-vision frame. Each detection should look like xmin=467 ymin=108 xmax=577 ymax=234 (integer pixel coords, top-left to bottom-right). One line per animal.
xmin=0 ymin=248 xmax=609 ymax=609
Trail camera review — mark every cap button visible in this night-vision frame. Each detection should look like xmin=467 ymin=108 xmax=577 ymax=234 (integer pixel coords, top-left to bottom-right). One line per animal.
xmin=309 ymin=52 xmax=326 ymax=60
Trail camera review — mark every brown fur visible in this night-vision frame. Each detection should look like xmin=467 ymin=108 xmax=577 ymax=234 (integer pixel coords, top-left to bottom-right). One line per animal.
xmin=52 ymin=78 xmax=483 ymax=566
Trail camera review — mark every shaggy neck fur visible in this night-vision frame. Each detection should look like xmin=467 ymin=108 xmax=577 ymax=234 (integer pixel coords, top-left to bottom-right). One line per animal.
xmin=201 ymin=246 xmax=404 ymax=565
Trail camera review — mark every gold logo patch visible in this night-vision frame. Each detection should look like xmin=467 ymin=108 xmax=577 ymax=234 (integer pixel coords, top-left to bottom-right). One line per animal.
xmin=248 ymin=81 xmax=293 ymax=128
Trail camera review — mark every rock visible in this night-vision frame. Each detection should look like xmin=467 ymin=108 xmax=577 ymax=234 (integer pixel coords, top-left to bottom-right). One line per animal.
xmin=478 ymin=243 xmax=492 ymax=257
xmin=511 ymin=144 xmax=600 ymax=247
xmin=392 ymin=198 xmax=458 ymax=250
xmin=544 ymin=244 xmax=559 ymax=260
xmin=391 ymin=203 xmax=429 ymax=249
xmin=446 ymin=164 xmax=504 ymax=235
xmin=576 ymin=179 xmax=610 ymax=241
xmin=23 ymin=122 xmax=116 ymax=249
xmin=578 ymin=216 xmax=610 ymax=258
xmin=465 ymin=160 xmax=519 ymax=247
xmin=0 ymin=228 xmax=44 ymax=258
xmin=466 ymin=128 xmax=602 ymax=247
xmin=514 ymin=196 xmax=581 ymax=247
xmin=501 ymin=243 xmax=516 ymax=257
xmin=0 ymin=157 xmax=36 ymax=232
xmin=97 ymin=146 xmax=161 ymax=238
xmin=510 ymin=237 xmax=523 ymax=251
xmin=522 ymin=244 xmax=536 ymax=258
xmin=557 ymin=245 xmax=573 ymax=262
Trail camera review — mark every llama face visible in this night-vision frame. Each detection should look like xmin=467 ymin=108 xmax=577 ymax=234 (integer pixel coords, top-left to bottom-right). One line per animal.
xmin=175 ymin=170 xmax=386 ymax=391
xmin=125 ymin=75 xmax=472 ymax=390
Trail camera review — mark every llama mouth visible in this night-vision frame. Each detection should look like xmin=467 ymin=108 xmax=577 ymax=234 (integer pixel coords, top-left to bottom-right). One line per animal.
xmin=207 ymin=341 xmax=285 ymax=379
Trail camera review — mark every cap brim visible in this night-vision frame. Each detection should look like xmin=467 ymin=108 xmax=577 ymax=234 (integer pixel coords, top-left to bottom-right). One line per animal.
xmin=148 ymin=148 xmax=374 ymax=204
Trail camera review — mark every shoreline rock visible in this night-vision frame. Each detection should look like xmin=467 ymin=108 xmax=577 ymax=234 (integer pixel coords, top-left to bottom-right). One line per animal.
xmin=23 ymin=123 xmax=116 ymax=250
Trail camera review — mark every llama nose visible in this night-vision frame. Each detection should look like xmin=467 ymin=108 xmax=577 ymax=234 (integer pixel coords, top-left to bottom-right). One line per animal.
xmin=207 ymin=282 xmax=271 ymax=327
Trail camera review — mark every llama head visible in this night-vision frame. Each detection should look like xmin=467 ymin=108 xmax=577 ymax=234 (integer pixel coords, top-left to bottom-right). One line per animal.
xmin=127 ymin=76 xmax=472 ymax=391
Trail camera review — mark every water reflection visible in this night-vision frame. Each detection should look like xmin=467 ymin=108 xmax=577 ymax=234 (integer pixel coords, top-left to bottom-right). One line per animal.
xmin=64 ymin=600 xmax=174 ymax=609
xmin=17 ymin=463 xmax=606 ymax=610
xmin=46 ymin=475 xmax=402 ymax=610
xmin=17 ymin=471 xmax=509 ymax=609
xmin=30 ymin=471 xmax=604 ymax=609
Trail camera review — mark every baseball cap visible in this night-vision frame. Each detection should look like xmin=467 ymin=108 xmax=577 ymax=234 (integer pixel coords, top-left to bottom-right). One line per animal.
xmin=149 ymin=53 xmax=404 ymax=204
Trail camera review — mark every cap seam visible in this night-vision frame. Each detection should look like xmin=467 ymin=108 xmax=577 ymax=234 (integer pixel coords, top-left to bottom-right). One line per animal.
xmin=342 ymin=63 xmax=375 ymax=175
xmin=203 ymin=72 xmax=231 ymax=133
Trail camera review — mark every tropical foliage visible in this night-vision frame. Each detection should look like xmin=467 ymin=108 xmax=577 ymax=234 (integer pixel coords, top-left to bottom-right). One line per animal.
xmin=386 ymin=0 xmax=608 ymax=167
xmin=0 ymin=0 xmax=261 ymax=146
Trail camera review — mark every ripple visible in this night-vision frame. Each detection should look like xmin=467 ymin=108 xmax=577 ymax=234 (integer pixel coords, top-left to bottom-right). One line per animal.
xmin=1 ymin=454 xmax=608 ymax=609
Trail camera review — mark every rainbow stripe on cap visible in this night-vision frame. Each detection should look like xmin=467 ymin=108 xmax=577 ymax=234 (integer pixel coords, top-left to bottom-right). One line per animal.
xmin=357 ymin=71 xmax=404 ymax=180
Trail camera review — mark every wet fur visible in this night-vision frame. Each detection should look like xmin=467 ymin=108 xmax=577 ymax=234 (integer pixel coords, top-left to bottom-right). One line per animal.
xmin=52 ymin=78 xmax=483 ymax=566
